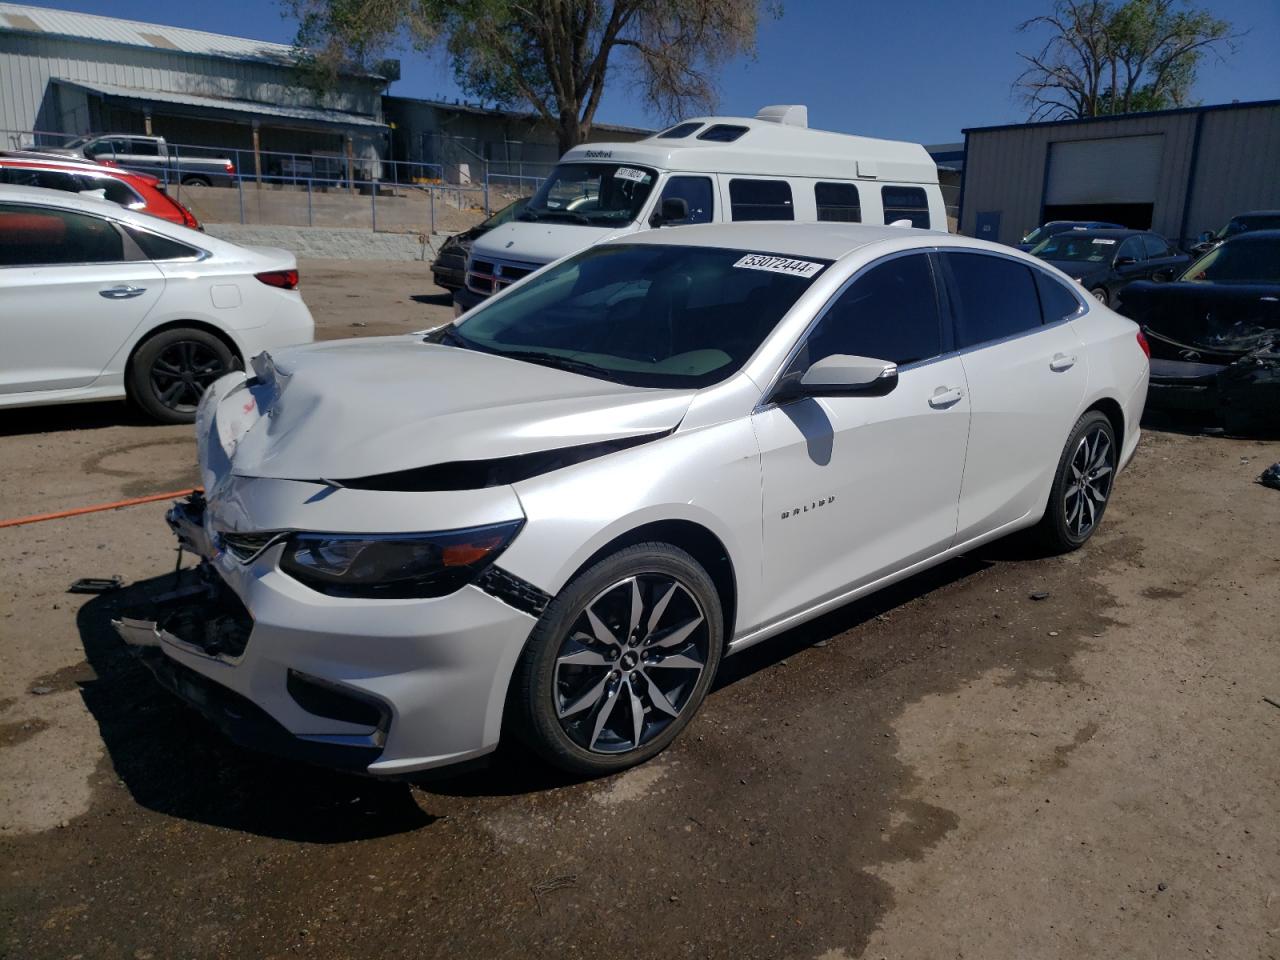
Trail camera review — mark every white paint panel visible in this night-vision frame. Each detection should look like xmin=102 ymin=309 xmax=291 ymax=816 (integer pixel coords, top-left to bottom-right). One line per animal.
xmin=1045 ymin=135 xmax=1164 ymax=204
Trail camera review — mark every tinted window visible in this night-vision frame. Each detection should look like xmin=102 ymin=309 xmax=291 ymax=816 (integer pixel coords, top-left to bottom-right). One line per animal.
xmin=881 ymin=186 xmax=930 ymax=229
xmin=124 ymin=138 xmax=161 ymax=157
xmin=1141 ymin=234 xmax=1171 ymax=259
xmin=804 ymin=254 xmax=943 ymax=366
xmin=815 ymin=182 xmax=861 ymax=223
xmin=0 ymin=204 xmax=125 ymax=266
xmin=1 ymin=167 xmax=83 ymax=193
xmin=657 ymin=122 xmax=703 ymax=139
xmin=1034 ymin=269 xmax=1083 ymax=323
xmin=126 ymin=227 xmax=198 ymax=260
xmin=658 ymin=176 xmax=713 ymax=225
xmin=697 ymin=124 xmax=749 ymax=143
xmin=729 ymin=179 xmax=794 ymax=221
xmin=1116 ymin=236 xmax=1145 ymax=262
xmin=1181 ymin=237 xmax=1280 ymax=283
xmin=85 ymin=176 xmax=140 ymax=206
xmin=945 ymin=252 xmax=1043 ymax=348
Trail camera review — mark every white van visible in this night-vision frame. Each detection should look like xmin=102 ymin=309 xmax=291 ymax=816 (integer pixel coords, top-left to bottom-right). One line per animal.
xmin=456 ymin=105 xmax=945 ymax=308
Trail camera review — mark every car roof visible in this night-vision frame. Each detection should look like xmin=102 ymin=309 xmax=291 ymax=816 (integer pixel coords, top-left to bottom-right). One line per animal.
xmin=1045 ymin=227 xmax=1149 ymax=239
xmin=602 ymin=221 xmax=954 ymax=260
xmin=1226 ymin=228 xmax=1280 ymax=241
xmin=0 ymin=155 xmax=157 ymax=184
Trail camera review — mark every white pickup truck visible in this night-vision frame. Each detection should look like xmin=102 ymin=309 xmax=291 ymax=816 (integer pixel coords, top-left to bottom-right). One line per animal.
xmin=46 ymin=134 xmax=237 ymax=187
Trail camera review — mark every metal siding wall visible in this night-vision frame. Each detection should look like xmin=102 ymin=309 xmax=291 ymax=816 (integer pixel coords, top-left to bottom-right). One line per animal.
xmin=0 ymin=33 xmax=381 ymax=139
xmin=1186 ymin=105 xmax=1280 ymax=236
xmin=962 ymin=112 xmax=1198 ymax=244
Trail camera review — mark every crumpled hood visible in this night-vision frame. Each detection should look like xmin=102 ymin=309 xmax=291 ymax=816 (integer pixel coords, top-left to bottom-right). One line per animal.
xmin=471 ymin=220 xmax=628 ymax=267
xmin=208 ymin=336 xmax=695 ymax=482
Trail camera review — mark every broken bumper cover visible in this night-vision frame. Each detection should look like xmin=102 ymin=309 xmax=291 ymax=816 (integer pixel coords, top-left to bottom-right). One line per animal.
xmin=114 ymin=496 xmax=540 ymax=778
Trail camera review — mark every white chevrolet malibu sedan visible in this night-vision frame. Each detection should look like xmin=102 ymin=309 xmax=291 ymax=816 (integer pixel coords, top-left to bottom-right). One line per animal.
xmin=0 ymin=185 xmax=313 ymax=422
xmin=115 ymin=222 xmax=1149 ymax=777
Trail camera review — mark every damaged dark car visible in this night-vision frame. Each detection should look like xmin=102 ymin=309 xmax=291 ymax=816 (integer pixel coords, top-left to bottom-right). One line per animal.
xmin=1118 ymin=230 xmax=1280 ymax=435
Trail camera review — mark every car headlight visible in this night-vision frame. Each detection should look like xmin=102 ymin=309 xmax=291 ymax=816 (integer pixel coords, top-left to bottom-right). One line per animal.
xmin=279 ymin=520 xmax=523 ymax=599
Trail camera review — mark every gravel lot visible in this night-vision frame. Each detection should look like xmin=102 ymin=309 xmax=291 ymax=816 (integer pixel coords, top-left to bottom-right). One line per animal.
xmin=1 ymin=261 xmax=1278 ymax=959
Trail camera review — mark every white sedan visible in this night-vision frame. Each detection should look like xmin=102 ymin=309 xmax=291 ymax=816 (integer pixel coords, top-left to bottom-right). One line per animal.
xmin=0 ymin=185 xmax=314 ymax=422
xmin=117 ymin=222 xmax=1149 ymax=777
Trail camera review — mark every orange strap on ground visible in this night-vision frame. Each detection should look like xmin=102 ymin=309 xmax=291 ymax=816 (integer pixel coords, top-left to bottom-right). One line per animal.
xmin=0 ymin=488 xmax=200 ymax=529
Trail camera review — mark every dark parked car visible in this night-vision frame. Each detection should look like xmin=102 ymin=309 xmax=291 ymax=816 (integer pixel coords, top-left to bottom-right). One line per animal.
xmin=1030 ymin=229 xmax=1189 ymax=307
xmin=1120 ymin=230 xmax=1280 ymax=434
xmin=1188 ymin=210 xmax=1280 ymax=255
xmin=431 ymin=196 xmax=528 ymax=291
xmin=1017 ymin=219 xmax=1124 ymax=252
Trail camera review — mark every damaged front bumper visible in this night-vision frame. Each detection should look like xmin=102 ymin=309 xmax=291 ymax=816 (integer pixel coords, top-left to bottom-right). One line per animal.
xmin=114 ymin=490 xmax=540 ymax=777
xmin=1147 ymin=344 xmax=1280 ymax=433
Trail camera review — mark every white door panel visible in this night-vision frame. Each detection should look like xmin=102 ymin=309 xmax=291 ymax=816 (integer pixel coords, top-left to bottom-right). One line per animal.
xmin=753 ymin=357 xmax=970 ymax=627
xmin=955 ymin=323 xmax=1087 ymax=539
xmin=0 ymin=262 xmax=165 ymax=394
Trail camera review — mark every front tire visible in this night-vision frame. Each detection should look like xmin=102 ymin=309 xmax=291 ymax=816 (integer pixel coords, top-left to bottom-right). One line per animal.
xmin=180 ymin=176 xmax=211 ymax=187
xmin=510 ymin=543 xmax=723 ymax=776
xmin=129 ymin=327 xmax=237 ymax=423
xmin=1036 ymin=411 xmax=1117 ymax=552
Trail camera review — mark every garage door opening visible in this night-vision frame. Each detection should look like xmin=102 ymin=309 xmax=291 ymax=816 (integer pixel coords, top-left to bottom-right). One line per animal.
xmin=1041 ymin=202 xmax=1154 ymax=229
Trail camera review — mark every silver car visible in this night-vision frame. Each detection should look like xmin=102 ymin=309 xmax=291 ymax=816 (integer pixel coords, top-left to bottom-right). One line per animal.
xmin=117 ymin=223 xmax=1150 ymax=777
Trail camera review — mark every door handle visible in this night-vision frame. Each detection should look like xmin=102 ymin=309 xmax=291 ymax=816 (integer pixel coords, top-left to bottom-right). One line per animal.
xmin=1050 ymin=353 xmax=1077 ymax=372
xmin=99 ymin=285 xmax=147 ymax=299
xmin=928 ymin=386 xmax=964 ymax=408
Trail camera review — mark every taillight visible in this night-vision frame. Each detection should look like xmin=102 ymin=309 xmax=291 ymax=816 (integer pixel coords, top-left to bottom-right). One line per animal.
xmin=225 ymin=162 xmax=236 ymax=174
xmin=1136 ymin=330 xmax=1151 ymax=358
xmin=175 ymin=199 xmax=199 ymax=230
xmin=256 ymin=269 xmax=299 ymax=290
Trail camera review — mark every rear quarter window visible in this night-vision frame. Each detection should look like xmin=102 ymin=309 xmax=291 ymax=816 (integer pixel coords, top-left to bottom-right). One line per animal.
xmin=1033 ymin=269 xmax=1084 ymax=323
xmin=126 ymin=226 xmax=199 ymax=261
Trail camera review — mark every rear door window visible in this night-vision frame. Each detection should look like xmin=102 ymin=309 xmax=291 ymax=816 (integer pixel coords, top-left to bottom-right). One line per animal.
xmin=815 ymin=182 xmax=862 ymax=223
xmin=881 ymin=186 xmax=931 ymax=229
xmin=803 ymin=253 xmax=944 ymax=366
xmin=729 ymin=179 xmax=794 ymax=221
xmin=1141 ymin=234 xmax=1171 ymax=259
xmin=1 ymin=168 xmax=83 ymax=193
xmin=944 ymin=251 xmax=1043 ymax=348
xmin=1116 ymin=236 xmax=1146 ymax=262
xmin=0 ymin=204 xmax=126 ymax=266
xmin=658 ymin=176 xmax=713 ymax=224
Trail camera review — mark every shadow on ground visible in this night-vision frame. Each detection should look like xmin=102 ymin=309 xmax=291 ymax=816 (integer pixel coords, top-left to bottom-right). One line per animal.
xmin=0 ymin=399 xmax=152 ymax=438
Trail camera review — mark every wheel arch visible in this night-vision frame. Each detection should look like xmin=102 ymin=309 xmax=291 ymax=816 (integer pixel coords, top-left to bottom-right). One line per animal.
xmin=559 ymin=519 xmax=738 ymax=650
xmin=1084 ymin=395 xmax=1124 ymax=447
xmin=122 ymin=319 xmax=245 ymax=399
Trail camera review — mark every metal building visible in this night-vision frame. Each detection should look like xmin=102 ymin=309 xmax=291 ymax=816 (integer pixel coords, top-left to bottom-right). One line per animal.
xmin=959 ymin=99 xmax=1280 ymax=248
xmin=0 ymin=2 xmax=389 ymax=172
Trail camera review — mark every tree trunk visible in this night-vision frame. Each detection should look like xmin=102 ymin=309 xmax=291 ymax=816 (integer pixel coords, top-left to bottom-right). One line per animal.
xmin=557 ymin=107 xmax=586 ymax=158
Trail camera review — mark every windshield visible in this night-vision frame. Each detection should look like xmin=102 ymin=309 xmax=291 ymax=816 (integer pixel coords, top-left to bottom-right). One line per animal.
xmin=519 ymin=163 xmax=658 ymax=227
xmin=1031 ymin=234 xmax=1119 ymax=263
xmin=1022 ymin=225 xmax=1048 ymax=244
xmin=445 ymin=243 xmax=829 ymax=388
xmin=1218 ymin=215 xmax=1280 ymax=239
xmin=1180 ymin=238 xmax=1280 ymax=283
xmin=482 ymin=196 xmax=528 ymax=229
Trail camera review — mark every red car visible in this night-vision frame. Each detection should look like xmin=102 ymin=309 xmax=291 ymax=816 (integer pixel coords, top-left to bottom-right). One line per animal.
xmin=0 ymin=156 xmax=201 ymax=229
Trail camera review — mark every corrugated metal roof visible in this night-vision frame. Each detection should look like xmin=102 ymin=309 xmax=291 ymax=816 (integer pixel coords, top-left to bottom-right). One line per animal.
xmin=0 ymin=2 xmax=376 ymax=75
xmin=57 ymin=78 xmax=387 ymax=128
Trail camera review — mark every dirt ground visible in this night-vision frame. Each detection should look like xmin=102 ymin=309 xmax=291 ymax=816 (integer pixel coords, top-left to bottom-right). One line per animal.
xmin=1 ymin=262 xmax=1278 ymax=959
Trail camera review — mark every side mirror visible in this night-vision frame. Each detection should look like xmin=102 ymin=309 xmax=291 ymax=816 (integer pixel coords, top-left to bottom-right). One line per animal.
xmin=649 ymin=196 xmax=689 ymax=228
xmin=773 ymin=354 xmax=898 ymax=402
xmin=1115 ymin=255 xmax=1139 ymax=267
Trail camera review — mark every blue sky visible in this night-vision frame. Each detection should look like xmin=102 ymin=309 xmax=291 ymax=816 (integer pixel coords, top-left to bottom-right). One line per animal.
xmin=22 ymin=0 xmax=1280 ymax=143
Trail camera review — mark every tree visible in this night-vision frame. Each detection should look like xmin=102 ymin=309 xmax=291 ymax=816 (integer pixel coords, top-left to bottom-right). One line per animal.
xmin=288 ymin=0 xmax=773 ymax=155
xmin=1014 ymin=0 xmax=1239 ymax=121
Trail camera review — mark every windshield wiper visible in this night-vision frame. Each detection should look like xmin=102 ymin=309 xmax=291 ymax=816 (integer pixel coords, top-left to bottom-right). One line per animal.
xmin=503 ymin=350 xmax=622 ymax=381
xmin=427 ymin=325 xmax=473 ymax=349
xmin=517 ymin=209 xmax=540 ymax=222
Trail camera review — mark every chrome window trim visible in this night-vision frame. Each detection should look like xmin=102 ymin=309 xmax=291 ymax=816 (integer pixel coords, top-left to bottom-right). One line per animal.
xmin=0 ymin=201 xmax=211 ymax=267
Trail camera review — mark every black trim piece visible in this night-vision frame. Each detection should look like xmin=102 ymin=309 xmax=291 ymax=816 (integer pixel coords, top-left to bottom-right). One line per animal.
xmin=475 ymin=566 xmax=551 ymax=617
xmin=331 ymin=430 xmax=672 ymax=492
xmin=287 ymin=669 xmax=389 ymax=731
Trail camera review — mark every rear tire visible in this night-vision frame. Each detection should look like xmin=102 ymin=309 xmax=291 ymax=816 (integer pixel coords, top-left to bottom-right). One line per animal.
xmin=1089 ymin=286 xmax=1109 ymax=307
xmin=1036 ymin=411 xmax=1117 ymax=552
xmin=129 ymin=327 xmax=237 ymax=424
xmin=510 ymin=543 xmax=723 ymax=776
xmin=180 ymin=176 xmax=211 ymax=188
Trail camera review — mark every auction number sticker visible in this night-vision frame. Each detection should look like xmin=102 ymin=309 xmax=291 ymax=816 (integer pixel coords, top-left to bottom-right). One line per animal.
xmin=614 ymin=166 xmax=649 ymax=183
xmin=733 ymin=254 xmax=825 ymax=278
xmin=1091 ymin=238 xmax=1117 ymax=245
